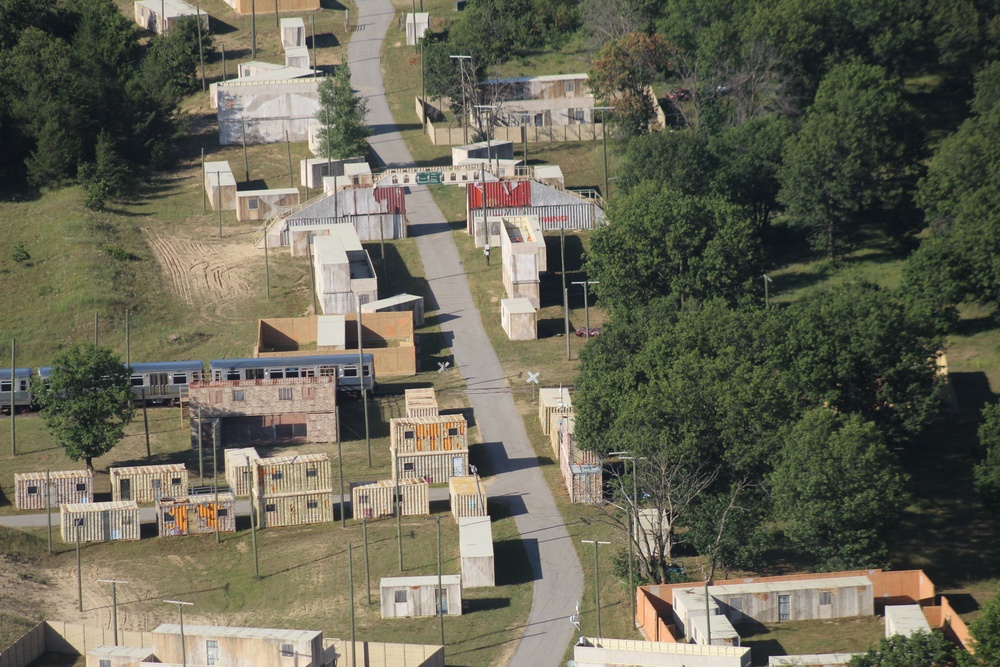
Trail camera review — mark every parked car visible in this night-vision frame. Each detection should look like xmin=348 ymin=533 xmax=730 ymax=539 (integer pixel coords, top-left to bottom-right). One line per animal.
xmin=666 ymin=88 xmax=692 ymax=101
xmin=575 ymin=327 xmax=602 ymax=338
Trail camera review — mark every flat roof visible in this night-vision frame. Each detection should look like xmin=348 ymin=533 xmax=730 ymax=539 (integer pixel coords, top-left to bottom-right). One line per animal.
xmin=0 ymin=368 xmax=35 ymax=378
xmin=885 ymin=604 xmax=932 ymax=636
xmin=135 ymin=0 xmax=199 ymax=18
xmin=706 ymin=576 xmax=872 ymax=596
xmin=770 ymin=654 xmax=861 ymax=666
xmin=225 ymin=448 xmax=261 ymax=466
xmin=580 ymin=638 xmax=748 ymax=657
xmin=502 ymin=298 xmax=536 ymax=314
xmin=157 ymin=492 xmax=236 ymax=506
xmin=353 ymin=478 xmax=428 ymax=489
xmin=381 ymin=574 xmax=462 ymax=588
xmin=210 ymin=353 xmax=371 ymax=370
xmin=153 ymin=624 xmax=320 ymax=641
xmin=539 ymin=387 xmax=572 ymax=408
xmin=316 ymin=314 xmax=347 ymax=347
xmin=533 ymin=164 xmax=563 ymax=179
xmin=485 ymin=73 xmax=589 ymax=85
xmin=62 ymin=501 xmax=138 ymax=513
xmin=449 ymin=475 xmax=484 ymax=496
xmin=88 ymin=646 xmax=157 ymax=658
xmin=204 ymin=161 xmax=233 ymax=174
xmin=343 ymin=162 xmax=372 ymax=176
xmin=458 ymin=516 xmax=494 ymax=558
xmin=129 ymin=361 xmax=203 ymax=373
xmin=110 ymin=464 xmax=187 ymax=476
xmin=280 ymin=17 xmax=305 ymax=28
xmin=16 ymin=469 xmax=92 ymax=481
xmin=690 ymin=613 xmax=739 ymax=642
xmin=237 ymin=188 xmax=300 ymax=197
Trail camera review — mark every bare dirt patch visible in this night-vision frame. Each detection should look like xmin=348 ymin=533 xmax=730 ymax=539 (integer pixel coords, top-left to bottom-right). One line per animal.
xmin=143 ymin=229 xmax=257 ymax=312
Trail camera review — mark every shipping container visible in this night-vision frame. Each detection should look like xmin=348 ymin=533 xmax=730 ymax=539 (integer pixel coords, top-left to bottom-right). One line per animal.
xmin=390 ymin=415 xmax=468 ymax=454
xmin=392 ymin=449 xmax=469 ymax=484
xmin=225 ymin=448 xmax=261 ymax=497
xmin=60 ymin=501 xmax=140 ymax=543
xmin=156 ymin=492 xmax=237 ymax=537
xmin=380 ymin=574 xmax=463 ymax=619
xmin=351 ymin=478 xmax=429 ymax=519
xmin=255 ymin=490 xmax=335 ymax=527
xmin=538 ymin=387 xmax=572 ymax=436
xmin=404 ymin=387 xmax=439 ymax=418
xmin=109 ymin=464 xmax=188 ymax=504
xmin=252 ymin=453 xmax=333 ymax=496
xmin=458 ymin=516 xmax=495 ymax=588
xmin=466 ymin=180 xmax=605 ymax=237
xmin=449 ymin=475 xmax=487 ymax=519
xmin=14 ymin=469 xmax=93 ymax=510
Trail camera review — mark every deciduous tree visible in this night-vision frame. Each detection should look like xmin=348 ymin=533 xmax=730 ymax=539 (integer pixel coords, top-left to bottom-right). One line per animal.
xmin=848 ymin=631 xmax=957 ymax=667
xmin=974 ymin=403 xmax=1000 ymax=511
xmin=960 ymin=589 xmax=1000 ymax=666
xmin=589 ymin=32 xmax=672 ymax=135
xmin=34 ymin=344 xmax=136 ymax=472
xmin=315 ymin=63 xmax=371 ymax=160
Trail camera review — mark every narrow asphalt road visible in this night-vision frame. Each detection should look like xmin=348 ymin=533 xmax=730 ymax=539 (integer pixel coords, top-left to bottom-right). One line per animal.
xmin=348 ymin=4 xmax=584 ymax=667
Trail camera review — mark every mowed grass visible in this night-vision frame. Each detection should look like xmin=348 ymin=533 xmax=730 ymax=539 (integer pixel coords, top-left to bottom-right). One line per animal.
xmin=741 ymin=616 xmax=885 ymax=665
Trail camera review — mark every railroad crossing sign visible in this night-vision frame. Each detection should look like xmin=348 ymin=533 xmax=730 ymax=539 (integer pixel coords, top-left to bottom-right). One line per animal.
xmin=437 ymin=361 xmax=451 ymax=374
xmin=416 ymin=171 xmax=444 ymax=185
xmin=526 ymin=371 xmax=539 ymax=384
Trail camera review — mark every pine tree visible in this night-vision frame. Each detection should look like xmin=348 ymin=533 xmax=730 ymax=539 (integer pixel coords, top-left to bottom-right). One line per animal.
xmin=315 ymin=63 xmax=371 ymax=160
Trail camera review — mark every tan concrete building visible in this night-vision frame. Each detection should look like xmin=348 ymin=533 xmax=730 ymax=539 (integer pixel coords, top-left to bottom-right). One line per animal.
xmin=151 ymin=624 xmax=324 ymax=667
xmin=501 ymin=297 xmax=537 ymax=341
xmin=188 ymin=376 xmax=338 ymax=445
xmin=312 ymin=227 xmax=378 ymax=314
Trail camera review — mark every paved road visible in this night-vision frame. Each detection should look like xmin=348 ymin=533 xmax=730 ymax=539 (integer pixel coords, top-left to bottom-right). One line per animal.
xmin=348 ymin=6 xmax=584 ymax=667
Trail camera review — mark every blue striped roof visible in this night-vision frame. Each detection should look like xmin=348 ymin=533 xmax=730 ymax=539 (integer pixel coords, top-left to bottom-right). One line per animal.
xmin=0 ymin=368 xmax=34 ymax=378
xmin=127 ymin=361 xmax=204 ymax=373
xmin=210 ymin=354 xmax=374 ymax=370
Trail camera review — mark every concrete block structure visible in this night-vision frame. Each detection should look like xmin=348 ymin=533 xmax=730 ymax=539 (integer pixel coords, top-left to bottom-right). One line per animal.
xmin=14 ymin=469 xmax=93 ymax=510
xmin=483 ymin=73 xmax=596 ymax=127
xmin=215 ymin=79 xmax=321 ymax=145
xmin=284 ymin=47 xmax=310 ymax=69
xmin=236 ymin=188 xmax=300 ymax=222
xmin=156 ymin=493 xmax=237 ymax=537
xmin=225 ymin=447 xmax=261 ymax=496
xmin=110 ymin=464 xmax=188 ymax=503
xmin=501 ymin=298 xmax=537 ymax=341
xmin=351 ymin=479 xmax=430 ymax=519
xmin=252 ymin=454 xmax=336 ymax=527
xmin=312 ymin=228 xmax=378 ymax=314
xmin=134 ymin=0 xmax=207 ymax=35
xmin=885 ymin=605 xmax=932 ymax=638
xmin=188 ymin=377 xmax=339 ymax=446
xmin=362 ymin=293 xmax=425 ymax=327
xmin=86 ymin=645 xmax=156 ymax=667
xmin=299 ymin=156 xmax=366 ymax=189
xmin=458 ymin=516 xmax=494 ymax=588
xmin=237 ymin=61 xmax=314 ymax=80
xmin=533 ymin=164 xmax=565 ymax=190
xmin=61 ymin=501 xmax=140 ymax=543
xmin=449 ymin=475 xmax=487 ymax=519
xmin=152 ymin=624 xmax=324 ymax=667
xmin=325 ymin=162 xmax=374 ymax=190
xmin=539 ymin=387 xmax=572 ymax=436
xmin=672 ymin=588 xmax=741 ymax=646
xmin=501 ymin=216 xmax=545 ymax=308
xmin=266 ymin=185 xmax=407 ymax=248
xmin=204 ymin=161 xmax=237 ymax=210
xmin=280 ymin=17 xmax=306 ymax=48
xmin=256 ymin=313 xmax=417 ymax=377
xmin=452 ymin=141 xmax=515 ymax=164
xmin=390 ymin=415 xmax=470 ymax=482
xmin=405 ymin=12 xmax=429 ymax=45
xmin=557 ymin=416 xmax=602 ymax=503
xmin=467 ymin=180 xmax=606 ymax=240
xmin=573 ymin=638 xmax=751 ymax=667
xmin=380 ymin=575 xmax=462 ymax=618
xmin=405 ymin=387 xmax=438 ymax=417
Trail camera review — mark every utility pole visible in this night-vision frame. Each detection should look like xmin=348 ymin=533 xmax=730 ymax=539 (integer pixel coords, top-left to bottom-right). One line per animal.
xmin=310 ymin=16 xmax=316 ymax=76
xmin=141 ymin=388 xmax=151 ymax=458
xmin=274 ymin=0 xmax=279 ymax=27
xmin=46 ymin=469 xmax=52 ymax=555
xmin=197 ymin=406 xmax=204 ymax=482
xmin=76 ymin=524 xmax=83 ymax=611
xmin=581 ymin=540 xmax=611 ymax=638
xmin=221 ymin=43 xmax=226 ymax=82
xmin=307 ymin=235 xmax=319 ymax=314
xmin=357 ymin=299 xmax=371 ymax=467
xmin=362 ymin=518 xmax=371 ymax=604
xmin=10 ymin=337 xmax=15 ymax=456
xmin=572 ymin=280 xmax=600 ymax=341
xmin=264 ymin=225 xmax=271 ymax=300
xmin=560 ymin=228 xmax=569 ymax=359
xmin=164 ymin=600 xmax=194 ymax=667
xmin=213 ymin=427 xmax=220 ymax=544
xmin=609 ymin=452 xmax=642 ymax=624
xmin=250 ymin=0 xmax=257 ymax=59
xmin=428 ymin=516 xmax=445 ymax=646
xmin=248 ymin=470 xmax=259 ymax=578
xmin=95 ymin=313 xmax=99 ymax=347
xmin=337 ymin=407 xmax=345 ymax=527
xmin=763 ymin=274 xmax=772 ymax=308
xmin=594 ymin=107 xmax=614 ymax=200
xmin=98 ymin=580 xmax=128 ymax=645
xmin=348 ymin=543 xmax=357 ymax=667
xmin=196 ymin=3 xmax=206 ymax=92
xmin=216 ymin=171 xmax=223 ymax=238
xmin=396 ymin=468 xmax=403 ymax=572
xmin=449 ymin=55 xmax=471 ymax=145
xmin=285 ymin=130 xmax=294 ymax=188
xmin=125 ymin=309 xmax=130 ymax=368
xmin=201 ymin=150 xmax=207 ymax=213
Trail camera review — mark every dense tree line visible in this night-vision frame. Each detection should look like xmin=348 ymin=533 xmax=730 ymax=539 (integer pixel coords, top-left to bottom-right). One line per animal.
xmin=0 ymin=0 xmax=209 ymax=201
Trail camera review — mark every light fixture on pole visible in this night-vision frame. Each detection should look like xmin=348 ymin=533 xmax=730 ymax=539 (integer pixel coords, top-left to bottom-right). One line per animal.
xmin=593 ymin=107 xmax=614 ymax=201
xmin=449 ymin=55 xmax=472 ymax=145
xmin=163 ymin=600 xmax=194 ymax=667
xmin=474 ymin=104 xmax=497 ymax=174
xmin=97 ymin=579 xmax=128 ymax=646
xmin=581 ymin=540 xmax=611 ymax=638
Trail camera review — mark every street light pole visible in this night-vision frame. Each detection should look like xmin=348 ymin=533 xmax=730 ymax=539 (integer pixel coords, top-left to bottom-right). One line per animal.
xmin=97 ymin=580 xmax=128 ymax=645
xmin=427 ymin=516 xmax=445 ymax=646
xmin=594 ymin=107 xmax=614 ymax=201
xmin=763 ymin=274 xmax=772 ymax=308
xmin=164 ymin=600 xmax=194 ymax=667
xmin=449 ymin=55 xmax=471 ymax=145
xmin=582 ymin=540 xmax=611 ymax=638
xmin=474 ymin=104 xmax=497 ymax=174
xmin=572 ymin=280 xmax=600 ymax=340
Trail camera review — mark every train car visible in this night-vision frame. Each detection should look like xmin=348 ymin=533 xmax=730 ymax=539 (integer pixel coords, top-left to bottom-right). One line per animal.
xmin=0 ymin=368 xmax=34 ymax=412
xmin=38 ymin=361 xmax=203 ymax=404
xmin=209 ymin=354 xmax=375 ymax=392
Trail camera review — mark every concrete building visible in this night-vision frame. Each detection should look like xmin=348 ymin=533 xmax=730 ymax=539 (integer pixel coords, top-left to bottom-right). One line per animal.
xmin=538 ymin=387 xmax=572 ymax=436
xmin=134 ymin=0 xmax=207 ymax=35
xmin=483 ymin=73 xmax=595 ymax=127
xmin=361 ymin=293 xmax=425 ymax=327
xmin=452 ymin=141 xmax=515 ymax=164
xmin=284 ymin=47 xmax=310 ymax=70
xmin=501 ymin=297 xmax=537 ymax=341
xmin=151 ymin=624 xmax=324 ymax=667
xmin=467 ymin=179 xmax=606 ymax=241
xmin=268 ymin=186 xmax=407 ymax=250
xmin=380 ymin=575 xmax=462 ymax=619
xmin=449 ymin=475 xmax=486 ymax=519
xmin=86 ymin=645 xmax=156 ymax=667
xmin=188 ymin=376 xmax=338 ymax=445
xmin=299 ymin=156 xmax=366 ymax=189
xmin=60 ymin=502 xmax=140 ymax=543
xmin=156 ymin=493 xmax=237 ymax=537
xmin=701 ymin=576 xmax=875 ymax=627
xmin=14 ymin=470 xmax=93 ymax=511
xmin=404 ymin=387 xmax=438 ymax=417
xmin=672 ymin=588 xmax=741 ymax=646
xmin=405 ymin=12 xmax=429 ymax=45
xmin=533 ymin=164 xmax=565 ymax=190
xmin=500 ymin=216 xmax=546 ymax=308
xmin=235 ymin=61 xmax=314 ymax=81
xmin=255 ymin=313 xmax=417 ymax=377
xmin=219 ymin=0 xmax=320 ymax=15
xmin=205 ymin=161 xmax=237 ymax=210
xmin=351 ymin=478 xmax=430 ymax=518
xmin=280 ymin=17 xmax=306 ymax=48
xmin=312 ymin=228 xmax=378 ymax=314
xmin=215 ymin=79 xmax=321 ymax=145
xmin=458 ymin=516 xmax=494 ymax=588
xmin=557 ymin=416 xmax=602 ymax=504
xmin=225 ymin=447 xmax=261 ymax=496
xmin=573 ymin=638 xmax=751 ymax=667
xmin=110 ymin=464 xmax=188 ymax=504
xmin=884 ymin=605 xmax=932 ymax=638
xmin=236 ymin=188 xmax=300 ymax=222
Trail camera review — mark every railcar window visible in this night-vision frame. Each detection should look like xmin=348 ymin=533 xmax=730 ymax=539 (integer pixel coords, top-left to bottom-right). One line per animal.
xmin=269 ymin=369 xmax=284 ymax=379
xmin=286 ymin=368 xmax=299 ymax=378
xmin=172 ymin=373 xmax=188 ymax=384
xmin=130 ymin=376 xmax=144 ymax=387
xmin=227 ymin=370 xmax=240 ymax=381
xmin=343 ymin=366 xmax=359 ymax=377
xmin=0 ymin=381 xmax=10 ymax=391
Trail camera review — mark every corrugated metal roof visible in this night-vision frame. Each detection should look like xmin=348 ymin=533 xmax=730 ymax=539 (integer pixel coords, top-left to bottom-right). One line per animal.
xmin=380 ymin=574 xmax=462 ymax=588
xmin=153 ymin=624 xmax=320 ymax=641
xmin=0 ymin=368 xmax=34 ymax=378
xmin=449 ymin=475 xmax=484 ymax=495
xmin=701 ymin=576 xmax=872 ymax=596
xmin=15 ymin=469 xmax=92 ymax=481
xmin=353 ymin=478 xmax=427 ymax=489
xmin=109 ymin=464 xmax=187 ymax=476
xmin=467 ymin=181 xmax=532 ymax=209
xmin=458 ymin=516 xmax=493 ymax=558
xmin=255 ymin=453 xmax=330 ymax=465
xmin=62 ymin=501 xmax=139 ymax=513
xmin=391 ymin=414 xmax=466 ymax=426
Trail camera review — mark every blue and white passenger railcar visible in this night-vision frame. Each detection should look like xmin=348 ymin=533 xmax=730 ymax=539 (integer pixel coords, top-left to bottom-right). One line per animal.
xmin=209 ymin=354 xmax=376 ymax=392
xmin=0 ymin=368 xmax=35 ymax=412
